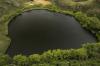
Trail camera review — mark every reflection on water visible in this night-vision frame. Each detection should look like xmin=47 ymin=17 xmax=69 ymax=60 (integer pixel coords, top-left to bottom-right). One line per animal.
xmin=6 ymin=10 xmax=96 ymax=56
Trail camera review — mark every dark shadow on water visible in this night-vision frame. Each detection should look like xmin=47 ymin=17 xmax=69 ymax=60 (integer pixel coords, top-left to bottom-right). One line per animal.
xmin=6 ymin=10 xmax=96 ymax=56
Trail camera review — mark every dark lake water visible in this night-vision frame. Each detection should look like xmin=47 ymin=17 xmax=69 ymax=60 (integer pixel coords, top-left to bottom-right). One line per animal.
xmin=6 ymin=10 xmax=96 ymax=56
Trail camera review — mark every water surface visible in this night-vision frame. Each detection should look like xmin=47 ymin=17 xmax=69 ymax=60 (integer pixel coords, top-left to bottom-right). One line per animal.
xmin=7 ymin=10 xmax=96 ymax=56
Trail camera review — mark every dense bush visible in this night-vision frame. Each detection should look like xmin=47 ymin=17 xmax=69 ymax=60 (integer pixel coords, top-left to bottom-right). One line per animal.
xmin=13 ymin=55 xmax=29 ymax=66
xmin=74 ymin=12 xmax=100 ymax=30
xmin=0 ymin=54 xmax=11 ymax=66
xmin=0 ymin=43 xmax=99 ymax=66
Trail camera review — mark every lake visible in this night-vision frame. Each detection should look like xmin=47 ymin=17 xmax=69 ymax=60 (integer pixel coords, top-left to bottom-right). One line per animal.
xmin=6 ymin=10 xmax=96 ymax=56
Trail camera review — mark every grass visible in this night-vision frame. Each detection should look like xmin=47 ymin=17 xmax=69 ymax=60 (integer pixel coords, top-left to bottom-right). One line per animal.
xmin=0 ymin=34 xmax=10 ymax=53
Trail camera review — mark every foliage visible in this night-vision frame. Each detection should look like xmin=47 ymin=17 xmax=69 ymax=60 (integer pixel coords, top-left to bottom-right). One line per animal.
xmin=0 ymin=43 xmax=100 ymax=66
xmin=13 ymin=55 xmax=29 ymax=66
xmin=0 ymin=0 xmax=100 ymax=66
xmin=48 ymin=5 xmax=100 ymax=41
xmin=0 ymin=0 xmax=99 ymax=54
xmin=0 ymin=54 xmax=11 ymax=66
xmin=29 ymin=54 xmax=41 ymax=64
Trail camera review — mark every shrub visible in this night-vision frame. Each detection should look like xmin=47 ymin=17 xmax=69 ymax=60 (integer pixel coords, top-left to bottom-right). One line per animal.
xmin=83 ymin=43 xmax=100 ymax=58
xmin=13 ymin=54 xmax=29 ymax=66
xmin=0 ymin=54 xmax=11 ymax=66
xmin=29 ymin=54 xmax=41 ymax=64
xmin=0 ymin=43 xmax=100 ymax=66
